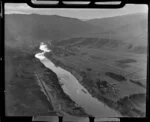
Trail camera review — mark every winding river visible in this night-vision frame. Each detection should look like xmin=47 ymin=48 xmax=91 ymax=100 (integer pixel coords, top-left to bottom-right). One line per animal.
xmin=35 ymin=42 xmax=120 ymax=117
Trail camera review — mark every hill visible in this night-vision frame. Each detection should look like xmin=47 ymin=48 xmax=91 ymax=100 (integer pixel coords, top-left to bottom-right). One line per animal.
xmin=86 ymin=13 xmax=147 ymax=46
xmin=5 ymin=14 xmax=102 ymax=49
xmin=5 ymin=13 xmax=147 ymax=51
xmin=87 ymin=13 xmax=147 ymax=33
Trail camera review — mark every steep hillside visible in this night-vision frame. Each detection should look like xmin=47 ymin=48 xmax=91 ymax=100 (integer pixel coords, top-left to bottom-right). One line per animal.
xmin=87 ymin=13 xmax=147 ymax=32
xmin=86 ymin=13 xmax=147 ymax=46
xmin=55 ymin=13 xmax=147 ymax=53
xmin=5 ymin=47 xmax=55 ymax=116
xmin=5 ymin=13 xmax=147 ymax=50
xmin=5 ymin=14 xmax=102 ymax=48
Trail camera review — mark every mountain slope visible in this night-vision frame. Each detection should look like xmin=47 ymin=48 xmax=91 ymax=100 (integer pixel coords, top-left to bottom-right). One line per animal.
xmin=5 ymin=14 xmax=102 ymax=49
xmin=5 ymin=13 xmax=147 ymax=52
xmin=84 ymin=13 xmax=148 ymax=47
xmin=87 ymin=13 xmax=147 ymax=32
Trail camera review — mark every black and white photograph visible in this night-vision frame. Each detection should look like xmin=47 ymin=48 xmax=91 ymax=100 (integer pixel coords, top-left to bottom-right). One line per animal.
xmin=4 ymin=2 xmax=148 ymax=119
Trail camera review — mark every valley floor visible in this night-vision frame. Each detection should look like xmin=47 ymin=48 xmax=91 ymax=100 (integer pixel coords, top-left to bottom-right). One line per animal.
xmin=5 ymin=42 xmax=147 ymax=117
xmin=45 ymin=45 xmax=147 ymax=117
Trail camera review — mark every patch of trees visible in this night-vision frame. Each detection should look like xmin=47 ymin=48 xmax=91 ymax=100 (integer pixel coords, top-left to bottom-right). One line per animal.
xmin=117 ymin=59 xmax=136 ymax=64
xmin=87 ymin=68 xmax=92 ymax=71
xmin=130 ymin=79 xmax=145 ymax=88
xmin=117 ymin=93 xmax=146 ymax=116
xmin=105 ymin=72 xmax=126 ymax=82
xmin=96 ymin=79 xmax=119 ymax=96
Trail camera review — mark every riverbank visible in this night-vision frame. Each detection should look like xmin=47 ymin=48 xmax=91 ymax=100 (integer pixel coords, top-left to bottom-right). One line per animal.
xmin=45 ymin=52 xmax=146 ymax=117
xmin=35 ymin=43 xmax=90 ymax=117
xmin=34 ymin=58 xmax=89 ymax=117
xmin=5 ymin=47 xmax=55 ymax=116
xmin=5 ymin=46 xmax=88 ymax=116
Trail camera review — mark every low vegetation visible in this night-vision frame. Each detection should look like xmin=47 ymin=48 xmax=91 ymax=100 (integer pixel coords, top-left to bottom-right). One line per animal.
xmin=130 ymin=79 xmax=146 ymax=88
xmin=105 ymin=72 xmax=126 ymax=82
xmin=116 ymin=59 xmax=136 ymax=64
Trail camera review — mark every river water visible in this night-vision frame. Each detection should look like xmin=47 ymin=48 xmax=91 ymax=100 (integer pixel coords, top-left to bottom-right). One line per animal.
xmin=35 ymin=42 xmax=120 ymax=117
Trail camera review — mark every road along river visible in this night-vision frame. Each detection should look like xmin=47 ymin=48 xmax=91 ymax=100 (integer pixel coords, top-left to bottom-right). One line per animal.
xmin=35 ymin=42 xmax=121 ymax=117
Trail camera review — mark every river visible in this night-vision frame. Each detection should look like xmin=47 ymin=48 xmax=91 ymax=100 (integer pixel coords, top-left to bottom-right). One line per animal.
xmin=35 ymin=42 xmax=121 ymax=117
